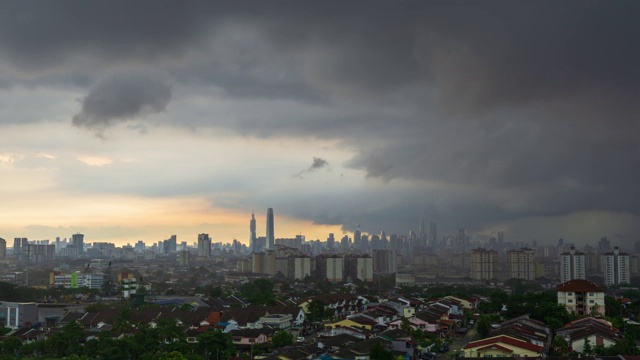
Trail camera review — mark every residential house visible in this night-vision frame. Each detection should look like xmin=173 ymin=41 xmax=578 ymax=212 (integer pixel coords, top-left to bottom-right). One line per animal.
xmin=325 ymin=315 xmax=376 ymax=331
xmin=462 ymin=335 xmax=545 ymax=358
xmin=229 ymin=328 xmax=271 ymax=346
xmin=387 ymin=316 xmax=437 ymax=333
xmin=555 ymin=317 xmax=621 ymax=353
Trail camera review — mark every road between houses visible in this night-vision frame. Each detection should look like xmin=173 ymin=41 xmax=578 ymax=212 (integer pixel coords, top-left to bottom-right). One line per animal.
xmin=447 ymin=325 xmax=478 ymax=357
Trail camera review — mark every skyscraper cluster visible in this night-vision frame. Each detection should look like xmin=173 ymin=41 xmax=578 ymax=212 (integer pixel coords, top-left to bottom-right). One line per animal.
xmin=249 ymin=208 xmax=276 ymax=253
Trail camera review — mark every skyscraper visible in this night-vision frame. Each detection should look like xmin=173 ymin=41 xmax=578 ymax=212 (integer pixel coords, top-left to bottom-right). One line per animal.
xmin=13 ymin=238 xmax=25 ymax=256
xmin=0 ymin=238 xmax=6 ymax=258
xmin=560 ymin=246 xmax=586 ymax=283
xmin=266 ymin=208 xmax=274 ymax=250
xmin=250 ymin=212 xmax=257 ymax=252
xmin=72 ymin=233 xmax=84 ymax=254
xmin=603 ymin=246 xmax=630 ymax=287
xmin=427 ymin=220 xmax=437 ymax=247
xmin=197 ymin=233 xmax=211 ymax=260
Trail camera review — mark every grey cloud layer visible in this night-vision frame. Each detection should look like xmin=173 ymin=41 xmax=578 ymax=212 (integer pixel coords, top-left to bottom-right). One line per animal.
xmin=1 ymin=1 xmax=639 ymax=240
xmin=72 ymin=71 xmax=172 ymax=131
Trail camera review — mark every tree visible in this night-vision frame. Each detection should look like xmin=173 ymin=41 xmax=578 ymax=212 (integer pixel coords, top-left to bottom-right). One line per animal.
xmin=239 ymin=279 xmax=275 ymax=305
xmin=158 ymin=351 xmax=188 ymax=360
xmin=197 ymin=330 xmax=236 ymax=360
xmin=605 ymin=295 xmax=622 ymax=318
xmin=400 ymin=317 xmax=413 ymax=334
xmin=210 ymin=286 xmax=223 ymax=298
xmin=551 ymin=335 xmax=570 ymax=356
xmin=308 ymin=299 xmax=325 ymax=323
xmin=370 ymin=342 xmax=394 ymax=360
xmin=476 ymin=316 xmax=492 ymax=338
xmin=271 ymin=330 xmax=294 ymax=348
xmin=156 ymin=317 xmax=185 ymax=343
xmin=582 ymin=337 xmax=593 ymax=355
xmin=1 ymin=336 xmax=22 ymax=356
xmin=46 ymin=320 xmax=85 ymax=358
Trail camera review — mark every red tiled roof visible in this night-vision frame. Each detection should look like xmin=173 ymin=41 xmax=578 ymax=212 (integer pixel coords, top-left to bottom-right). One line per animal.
xmin=463 ymin=335 xmax=543 ymax=353
xmin=556 ymin=279 xmax=605 ymax=293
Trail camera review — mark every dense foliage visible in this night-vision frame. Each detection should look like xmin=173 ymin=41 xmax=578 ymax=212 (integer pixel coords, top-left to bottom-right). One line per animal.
xmin=0 ymin=322 xmax=235 ymax=360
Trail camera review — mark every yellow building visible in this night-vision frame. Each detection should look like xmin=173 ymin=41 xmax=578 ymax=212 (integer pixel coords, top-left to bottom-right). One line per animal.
xmin=325 ymin=317 xmax=375 ymax=331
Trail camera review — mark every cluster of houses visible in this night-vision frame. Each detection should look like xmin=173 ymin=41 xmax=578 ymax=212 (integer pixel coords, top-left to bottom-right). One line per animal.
xmin=0 ymin=278 xmax=635 ymax=359
xmin=1 ymin=292 xmax=477 ymax=359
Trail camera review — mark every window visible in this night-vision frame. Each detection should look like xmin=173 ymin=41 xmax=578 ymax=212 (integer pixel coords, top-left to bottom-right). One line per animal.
xmin=589 ymin=300 xmax=595 ymax=304
xmin=568 ymin=300 xmax=573 ymax=303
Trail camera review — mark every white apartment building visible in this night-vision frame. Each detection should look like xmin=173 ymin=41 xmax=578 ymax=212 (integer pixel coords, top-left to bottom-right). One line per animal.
xmin=603 ymin=246 xmax=630 ymax=287
xmin=560 ymin=246 xmax=586 ymax=283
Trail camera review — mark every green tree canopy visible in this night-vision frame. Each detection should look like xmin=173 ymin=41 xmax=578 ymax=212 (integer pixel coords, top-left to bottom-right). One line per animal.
xmin=239 ymin=279 xmax=275 ymax=305
xmin=271 ymin=330 xmax=294 ymax=348
xmin=369 ymin=341 xmax=394 ymax=360
xmin=197 ymin=329 xmax=236 ymax=360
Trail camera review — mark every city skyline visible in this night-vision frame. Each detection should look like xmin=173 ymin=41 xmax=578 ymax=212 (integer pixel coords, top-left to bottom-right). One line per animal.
xmin=1 ymin=2 xmax=639 ymax=247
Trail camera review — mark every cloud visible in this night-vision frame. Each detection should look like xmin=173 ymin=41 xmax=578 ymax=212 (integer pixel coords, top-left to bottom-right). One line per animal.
xmin=0 ymin=153 xmax=24 ymax=164
xmin=72 ymin=70 xmax=172 ymax=133
xmin=293 ymin=157 xmax=329 ymax=179
xmin=0 ymin=2 xmax=639 ymax=243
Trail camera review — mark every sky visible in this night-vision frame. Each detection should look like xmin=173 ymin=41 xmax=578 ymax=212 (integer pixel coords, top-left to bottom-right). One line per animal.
xmin=1 ymin=1 xmax=640 ymax=248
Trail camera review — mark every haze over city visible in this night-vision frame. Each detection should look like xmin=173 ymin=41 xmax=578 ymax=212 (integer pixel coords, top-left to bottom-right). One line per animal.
xmin=1 ymin=1 xmax=639 ymax=247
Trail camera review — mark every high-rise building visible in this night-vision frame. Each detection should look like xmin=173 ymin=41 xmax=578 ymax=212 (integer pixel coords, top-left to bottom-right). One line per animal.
xmin=197 ymin=233 xmax=211 ymax=260
xmin=427 ymin=221 xmax=437 ymax=247
xmin=507 ymin=248 xmax=536 ymax=280
xmin=266 ymin=208 xmax=274 ymax=250
xmin=372 ymin=249 xmax=397 ymax=274
xmin=354 ymin=227 xmax=362 ymax=250
xmin=316 ymin=255 xmax=344 ymax=282
xmin=418 ymin=218 xmax=426 ymax=244
xmin=13 ymin=238 xmax=26 ymax=257
xmin=71 ymin=233 xmax=84 ymax=254
xmin=603 ymin=246 xmax=630 ymax=287
xmin=0 ymin=238 xmax=5 ymax=258
xmin=560 ymin=246 xmax=586 ymax=283
xmin=250 ymin=212 xmax=257 ymax=252
xmin=344 ymin=254 xmax=374 ymax=282
xmin=165 ymin=235 xmax=177 ymax=253
xmin=598 ymin=237 xmax=611 ymax=252
xmin=471 ymin=248 xmax=497 ymax=280
xmin=327 ymin=233 xmax=335 ymax=250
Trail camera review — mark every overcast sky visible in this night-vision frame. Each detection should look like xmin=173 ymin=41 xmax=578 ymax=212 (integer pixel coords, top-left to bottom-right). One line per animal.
xmin=1 ymin=1 xmax=639 ymax=248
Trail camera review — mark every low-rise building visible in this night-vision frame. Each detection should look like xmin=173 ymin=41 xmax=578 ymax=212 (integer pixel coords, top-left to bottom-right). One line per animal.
xmin=463 ymin=335 xmax=545 ymax=358
xmin=556 ymin=279 xmax=606 ymax=316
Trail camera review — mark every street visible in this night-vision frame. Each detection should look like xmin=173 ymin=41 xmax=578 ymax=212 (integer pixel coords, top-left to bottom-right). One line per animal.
xmin=447 ymin=326 xmax=478 ymax=358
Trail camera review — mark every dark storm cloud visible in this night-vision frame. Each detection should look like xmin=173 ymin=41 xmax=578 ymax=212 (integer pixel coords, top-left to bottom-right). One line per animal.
xmin=72 ymin=71 xmax=172 ymax=132
xmin=293 ymin=157 xmax=329 ymax=179
xmin=1 ymin=1 xmax=639 ymax=239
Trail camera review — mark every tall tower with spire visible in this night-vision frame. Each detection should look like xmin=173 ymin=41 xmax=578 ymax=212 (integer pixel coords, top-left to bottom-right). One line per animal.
xmin=266 ymin=208 xmax=274 ymax=250
xmin=250 ymin=212 xmax=257 ymax=252
xmin=418 ymin=218 xmax=426 ymax=247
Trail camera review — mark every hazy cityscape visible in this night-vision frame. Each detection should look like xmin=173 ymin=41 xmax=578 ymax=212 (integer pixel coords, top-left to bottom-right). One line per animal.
xmin=2 ymin=1 xmax=640 ymax=359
